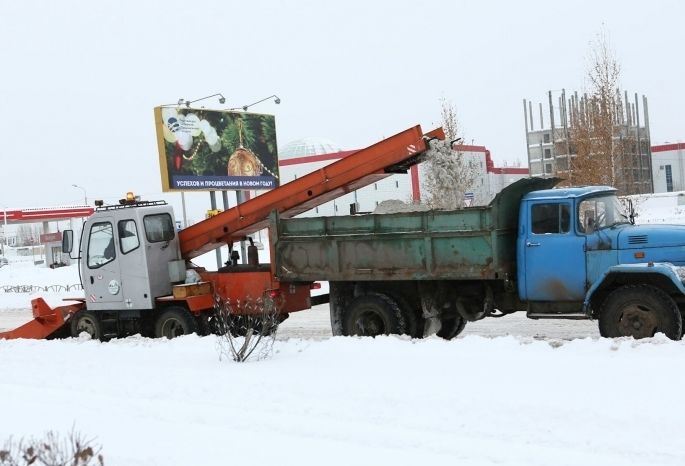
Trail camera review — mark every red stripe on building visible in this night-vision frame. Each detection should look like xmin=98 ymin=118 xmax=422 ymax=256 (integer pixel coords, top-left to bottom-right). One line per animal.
xmin=488 ymin=167 xmax=530 ymax=175
xmin=279 ymin=150 xmax=358 ymax=166
xmin=483 ymin=150 xmax=529 ymax=175
xmin=453 ymin=144 xmax=488 ymax=153
xmin=652 ymin=143 xmax=685 ymax=153
xmin=278 ymin=145 xmax=529 ymax=182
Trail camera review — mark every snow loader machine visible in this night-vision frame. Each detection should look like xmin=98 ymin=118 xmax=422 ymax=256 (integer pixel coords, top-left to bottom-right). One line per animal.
xmin=0 ymin=124 xmax=445 ymax=340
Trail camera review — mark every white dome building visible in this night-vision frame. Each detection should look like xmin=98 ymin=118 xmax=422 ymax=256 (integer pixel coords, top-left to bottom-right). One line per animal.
xmin=279 ymin=137 xmax=343 ymax=159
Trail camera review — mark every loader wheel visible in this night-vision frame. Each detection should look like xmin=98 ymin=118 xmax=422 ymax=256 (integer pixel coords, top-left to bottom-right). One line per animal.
xmin=342 ymin=292 xmax=409 ymax=337
xmin=599 ymin=285 xmax=682 ymax=340
xmin=70 ymin=311 xmax=102 ymax=340
xmin=437 ymin=316 xmax=467 ymax=340
xmin=155 ymin=307 xmax=199 ymax=339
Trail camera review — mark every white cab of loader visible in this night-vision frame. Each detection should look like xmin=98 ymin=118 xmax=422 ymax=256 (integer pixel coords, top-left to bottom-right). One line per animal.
xmin=63 ymin=197 xmax=186 ymax=311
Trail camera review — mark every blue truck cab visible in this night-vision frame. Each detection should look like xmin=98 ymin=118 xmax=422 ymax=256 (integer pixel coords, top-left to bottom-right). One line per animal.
xmin=517 ymin=185 xmax=685 ymax=339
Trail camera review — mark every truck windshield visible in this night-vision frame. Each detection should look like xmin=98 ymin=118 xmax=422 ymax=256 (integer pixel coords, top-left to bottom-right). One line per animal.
xmin=578 ymin=195 xmax=629 ymax=233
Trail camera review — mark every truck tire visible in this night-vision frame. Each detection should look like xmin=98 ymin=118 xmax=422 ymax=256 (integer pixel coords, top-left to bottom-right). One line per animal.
xmin=330 ymin=282 xmax=354 ymax=336
xmin=342 ymin=292 xmax=410 ymax=337
xmin=437 ymin=316 xmax=467 ymax=340
xmin=155 ymin=307 xmax=199 ymax=339
xmin=70 ymin=311 xmax=102 ymax=340
xmin=599 ymin=285 xmax=682 ymax=340
xmin=387 ymin=293 xmax=423 ymax=338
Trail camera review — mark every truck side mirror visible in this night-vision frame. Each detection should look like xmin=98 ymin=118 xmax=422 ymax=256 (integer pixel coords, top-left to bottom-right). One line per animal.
xmin=62 ymin=230 xmax=74 ymax=255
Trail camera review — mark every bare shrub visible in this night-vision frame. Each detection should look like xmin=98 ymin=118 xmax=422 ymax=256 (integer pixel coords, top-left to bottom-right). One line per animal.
xmin=0 ymin=430 xmax=103 ymax=466
xmin=214 ymin=295 xmax=283 ymax=362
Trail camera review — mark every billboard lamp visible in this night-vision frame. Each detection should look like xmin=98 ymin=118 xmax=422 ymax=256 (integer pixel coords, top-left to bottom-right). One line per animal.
xmin=179 ymin=93 xmax=226 ymax=108
xmin=234 ymin=95 xmax=281 ymax=112
xmin=162 ymin=93 xmax=226 ymax=108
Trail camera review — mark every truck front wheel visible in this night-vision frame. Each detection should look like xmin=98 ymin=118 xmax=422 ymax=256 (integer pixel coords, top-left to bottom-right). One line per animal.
xmin=599 ymin=285 xmax=682 ymax=340
xmin=155 ymin=307 xmax=199 ymax=339
xmin=70 ymin=311 xmax=102 ymax=340
xmin=343 ymin=293 xmax=410 ymax=337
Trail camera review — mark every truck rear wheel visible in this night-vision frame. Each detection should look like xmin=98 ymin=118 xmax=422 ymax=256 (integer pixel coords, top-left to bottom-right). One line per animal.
xmin=342 ymin=292 xmax=410 ymax=337
xmin=599 ymin=285 xmax=682 ymax=340
xmin=155 ymin=307 xmax=199 ymax=339
xmin=330 ymin=282 xmax=353 ymax=336
xmin=70 ymin=311 xmax=102 ymax=340
xmin=436 ymin=316 xmax=466 ymax=340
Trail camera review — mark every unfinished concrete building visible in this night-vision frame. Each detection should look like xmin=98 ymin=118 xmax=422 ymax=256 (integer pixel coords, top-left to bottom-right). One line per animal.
xmin=523 ymin=90 xmax=653 ymax=194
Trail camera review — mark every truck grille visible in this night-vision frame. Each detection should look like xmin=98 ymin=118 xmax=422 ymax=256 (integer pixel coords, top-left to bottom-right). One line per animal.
xmin=628 ymin=235 xmax=648 ymax=245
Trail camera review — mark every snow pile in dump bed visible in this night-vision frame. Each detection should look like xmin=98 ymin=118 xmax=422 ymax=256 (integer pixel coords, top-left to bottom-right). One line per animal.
xmin=1 ymin=334 xmax=684 ymax=466
xmin=373 ymin=199 xmax=430 ymax=214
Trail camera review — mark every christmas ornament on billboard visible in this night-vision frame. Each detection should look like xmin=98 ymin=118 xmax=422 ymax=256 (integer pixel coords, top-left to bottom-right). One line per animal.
xmin=228 ymin=119 xmax=279 ymax=178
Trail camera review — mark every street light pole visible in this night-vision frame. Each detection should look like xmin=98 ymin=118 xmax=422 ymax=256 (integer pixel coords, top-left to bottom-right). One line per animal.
xmin=1 ymin=206 xmax=6 ymax=256
xmin=71 ymin=184 xmax=88 ymax=206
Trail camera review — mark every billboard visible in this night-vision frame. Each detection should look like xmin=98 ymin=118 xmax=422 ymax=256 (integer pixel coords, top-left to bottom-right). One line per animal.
xmin=154 ymin=106 xmax=280 ymax=192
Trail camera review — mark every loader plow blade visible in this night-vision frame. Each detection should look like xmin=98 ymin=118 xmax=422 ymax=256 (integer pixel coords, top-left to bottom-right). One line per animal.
xmin=0 ymin=298 xmax=82 ymax=340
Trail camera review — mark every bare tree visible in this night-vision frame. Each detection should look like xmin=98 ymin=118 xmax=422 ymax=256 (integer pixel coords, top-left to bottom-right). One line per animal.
xmin=1 ymin=430 xmax=103 ymax=466
xmin=439 ymin=96 xmax=460 ymax=141
xmin=569 ymin=28 xmax=621 ymax=188
xmin=214 ymin=295 xmax=282 ymax=362
xmin=422 ymin=98 xmax=478 ymax=209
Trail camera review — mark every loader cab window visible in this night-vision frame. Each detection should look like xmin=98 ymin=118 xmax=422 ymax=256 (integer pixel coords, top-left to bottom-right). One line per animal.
xmin=118 ymin=219 xmax=140 ymax=254
xmin=143 ymin=213 xmax=175 ymax=243
xmin=87 ymin=222 xmax=115 ymax=268
xmin=531 ymin=203 xmax=570 ymax=234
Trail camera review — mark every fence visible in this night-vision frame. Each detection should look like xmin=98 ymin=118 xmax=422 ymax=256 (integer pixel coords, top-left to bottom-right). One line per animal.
xmin=0 ymin=284 xmax=83 ymax=293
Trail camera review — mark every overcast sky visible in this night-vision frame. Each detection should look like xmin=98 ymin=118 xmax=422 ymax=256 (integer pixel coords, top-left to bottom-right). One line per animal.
xmin=1 ymin=0 xmax=683 ymax=213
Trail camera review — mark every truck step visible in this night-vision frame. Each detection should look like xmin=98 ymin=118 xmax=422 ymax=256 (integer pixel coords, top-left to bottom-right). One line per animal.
xmin=99 ymin=314 xmax=119 ymax=339
xmin=527 ymin=312 xmax=590 ymax=320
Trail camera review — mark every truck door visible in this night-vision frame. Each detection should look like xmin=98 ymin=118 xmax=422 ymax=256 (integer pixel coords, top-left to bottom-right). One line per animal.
xmin=83 ymin=218 xmax=124 ymax=306
xmin=116 ymin=218 xmax=151 ymax=309
xmin=523 ymin=201 xmax=586 ymax=301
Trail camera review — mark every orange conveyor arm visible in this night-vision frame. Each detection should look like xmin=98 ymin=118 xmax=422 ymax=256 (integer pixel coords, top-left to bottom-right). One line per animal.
xmin=179 ymin=125 xmax=445 ymax=259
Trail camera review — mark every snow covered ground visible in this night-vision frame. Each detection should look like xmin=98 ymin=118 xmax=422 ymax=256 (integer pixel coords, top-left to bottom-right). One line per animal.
xmin=1 ymin=263 xmax=684 ymax=465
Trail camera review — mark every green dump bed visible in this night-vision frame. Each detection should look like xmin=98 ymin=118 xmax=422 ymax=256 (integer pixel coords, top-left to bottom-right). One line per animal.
xmin=271 ymin=177 xmax=558 ymax=283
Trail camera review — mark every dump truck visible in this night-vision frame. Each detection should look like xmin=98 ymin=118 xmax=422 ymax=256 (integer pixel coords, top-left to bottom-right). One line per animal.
xmin=0 ymin=125 xmax=444 ymax=340
xmin=271 ymin=175 xmax=685 ymax=340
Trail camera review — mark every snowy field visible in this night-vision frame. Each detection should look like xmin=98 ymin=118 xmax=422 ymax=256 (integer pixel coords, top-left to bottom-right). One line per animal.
xmin=1 ymin=262 xmax=685 ymax=465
